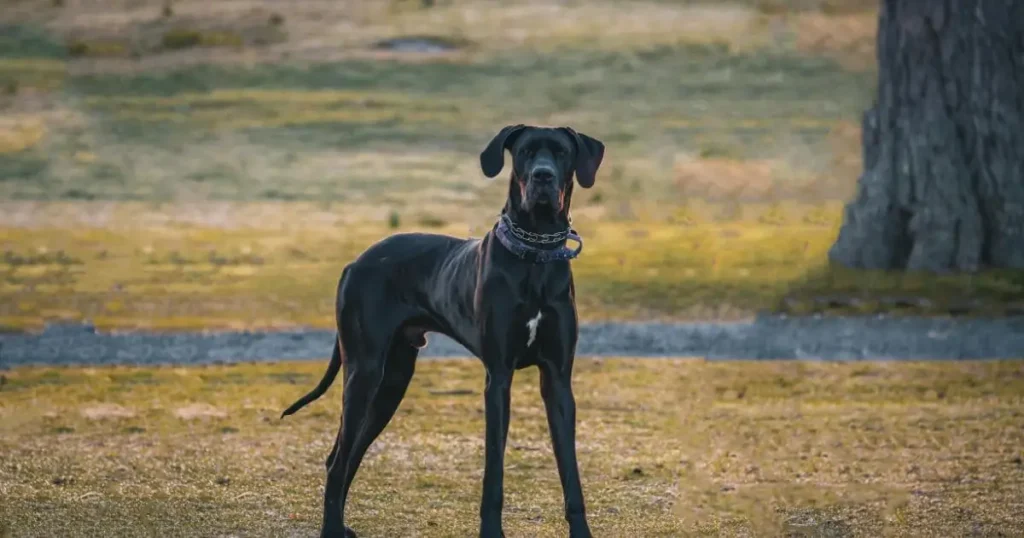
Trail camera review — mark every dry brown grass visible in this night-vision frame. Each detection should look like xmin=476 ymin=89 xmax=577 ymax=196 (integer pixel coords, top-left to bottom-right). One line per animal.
xmin=794 ymin=11 xmax=878 ymax=71
xmin=673 ymin=157 xmax=783 ymax=200
xmin=824 ymin=119 xmax=866 ymax=195
xmin=2 ymin=358 xmax=1022 ymax=537
xmin=2 ymin=0 xmax=879 ymax=207
xmin=3 ymin=0 xmax=879 ymax=73
xmin=0 ymin=115 xmax=46 ymax=154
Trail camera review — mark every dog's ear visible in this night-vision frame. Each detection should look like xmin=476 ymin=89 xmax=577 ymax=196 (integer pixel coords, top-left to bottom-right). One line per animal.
xmin=561 ymin=127 xmax=605 ymax=189
xmin=480 ymin=124 xmax=527 ymax=178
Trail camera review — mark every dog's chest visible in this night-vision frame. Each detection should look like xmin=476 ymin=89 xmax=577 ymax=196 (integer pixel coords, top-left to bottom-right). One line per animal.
xmin=511 ymin=307 xmax=547 ymax=369
xmin=513 ymin=267 xmax=571 ymax=355
xmin=525 ymin=310 xmax=544 ymax=347
xmin=517 ymin=288 xmax=549 ymax=352
xmin=511 ymin=301 xmax=567 ymax=369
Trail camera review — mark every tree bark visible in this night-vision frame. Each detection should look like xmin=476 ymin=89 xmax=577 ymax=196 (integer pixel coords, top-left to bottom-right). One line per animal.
xmin=829 ymin=0 xmax=1024 ymax=272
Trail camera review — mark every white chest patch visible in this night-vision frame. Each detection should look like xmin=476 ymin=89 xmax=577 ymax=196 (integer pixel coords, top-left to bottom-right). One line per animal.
xmin=526 ymin=311 xmax=543 ymax=347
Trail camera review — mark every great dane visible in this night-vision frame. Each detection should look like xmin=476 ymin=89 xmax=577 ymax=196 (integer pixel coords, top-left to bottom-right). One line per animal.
xmin=281 ymin=124 xmax=605 ymax=538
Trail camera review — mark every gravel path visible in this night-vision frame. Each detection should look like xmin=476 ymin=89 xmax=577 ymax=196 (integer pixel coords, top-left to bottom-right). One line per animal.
xmin=2 ymin=315 xmax=1023 ymax=368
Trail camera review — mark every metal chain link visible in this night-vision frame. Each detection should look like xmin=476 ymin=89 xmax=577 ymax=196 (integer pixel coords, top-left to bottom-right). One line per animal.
xmin=500 ymin=214 xmax=570 ymax=245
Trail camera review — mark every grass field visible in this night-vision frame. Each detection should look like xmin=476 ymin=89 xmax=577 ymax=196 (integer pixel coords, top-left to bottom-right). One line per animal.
xmin=2 ymin=1 xmax=877 ymax=204
xmin=3 ymin=5 xmax=1024 ymax=538
xmin=4 ymin=201 xmax=1024 ymax=331
xmin=2 ymin=0 xmax=1023 ymax=330
xmin=2 ymin=358 xmax=1023 ymax=537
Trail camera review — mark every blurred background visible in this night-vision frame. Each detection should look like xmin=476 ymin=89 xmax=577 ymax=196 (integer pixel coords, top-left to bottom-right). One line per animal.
xmin=5 ymin=5 xmax=1024 ymax=537
xmin=5 ymin=0 xmax=990 ymax=332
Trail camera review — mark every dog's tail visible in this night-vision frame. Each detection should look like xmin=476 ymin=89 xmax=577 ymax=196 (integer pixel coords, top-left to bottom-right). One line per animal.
xmin=280 ymin=335 xmax=343 ymax=418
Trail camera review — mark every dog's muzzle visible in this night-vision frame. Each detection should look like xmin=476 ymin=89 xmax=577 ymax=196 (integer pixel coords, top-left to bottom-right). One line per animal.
xmin=524 ymin=165 xmax=561 ymax=210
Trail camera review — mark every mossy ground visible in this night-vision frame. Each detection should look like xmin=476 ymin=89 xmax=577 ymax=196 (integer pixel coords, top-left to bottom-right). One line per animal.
xmin=2 ymin=359 xmax=1023 ymax=537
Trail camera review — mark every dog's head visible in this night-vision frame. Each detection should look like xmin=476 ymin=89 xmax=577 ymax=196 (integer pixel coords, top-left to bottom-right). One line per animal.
xmin=479 ymin=124 xmax=604 ymax=216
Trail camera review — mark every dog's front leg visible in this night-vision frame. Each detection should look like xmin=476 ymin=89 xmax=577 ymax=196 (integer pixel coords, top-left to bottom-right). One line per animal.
xmin=539 ymin=310 xmax=592 ymax=538
xmin=540 ymin=364 xmax=591 ymax=538
xmin=478 ymin=308 xmax=514 ymax=538
xmin=480 ymin=367 xmax=512 ymax=537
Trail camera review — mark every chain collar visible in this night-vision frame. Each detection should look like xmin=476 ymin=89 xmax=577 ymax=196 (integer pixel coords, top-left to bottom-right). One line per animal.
xmin=500 ymin=213 xmax=572 ymax=246
xmin=494 ymin=213 xmax=583 ymax=263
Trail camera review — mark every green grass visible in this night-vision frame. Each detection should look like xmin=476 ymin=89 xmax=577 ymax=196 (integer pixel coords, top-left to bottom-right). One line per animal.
xmin=1 ymin=46 xmax=872 ymax=203
xmin=2 ymin=358 xmax=1022 ymax=537
xmin=2 ymin=2 xmax=1018 ymax=330
xmin=0 ymin=1 xmax=876 ymax=203
xmin=0 ymin=24 xmax=69 ymax=59
xmin=2 ymin=202 xmax=1022 ymax=332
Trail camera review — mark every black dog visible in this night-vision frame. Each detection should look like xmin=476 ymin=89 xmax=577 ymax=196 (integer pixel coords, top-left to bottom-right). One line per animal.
xmin=281 ymin=124 xmax=604 ymax=538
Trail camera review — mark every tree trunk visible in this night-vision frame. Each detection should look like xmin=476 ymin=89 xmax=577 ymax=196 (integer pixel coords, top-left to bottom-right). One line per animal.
xmin=829 ymin=0 xmax=1024 ymax=272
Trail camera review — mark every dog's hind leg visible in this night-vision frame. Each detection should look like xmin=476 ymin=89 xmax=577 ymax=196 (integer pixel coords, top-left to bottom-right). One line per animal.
xmin=322 ymin=336 xmax=418 ymax=538
xmin=322 ymin=355 xmax=373 ymax=538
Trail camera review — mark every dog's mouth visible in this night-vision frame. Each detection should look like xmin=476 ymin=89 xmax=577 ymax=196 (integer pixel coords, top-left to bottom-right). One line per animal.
xmin=524 ymin=190 xmax=561 ymax=211
xmin=524 ymin=181 xmax=561 ymax=205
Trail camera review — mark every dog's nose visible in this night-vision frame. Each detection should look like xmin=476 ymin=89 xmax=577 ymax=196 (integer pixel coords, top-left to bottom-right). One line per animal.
xmin=532 ymin=168 xmax=555 ymax=183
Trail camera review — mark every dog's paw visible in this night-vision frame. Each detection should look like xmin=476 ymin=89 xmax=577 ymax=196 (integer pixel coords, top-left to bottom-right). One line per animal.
xmin=478 ymin=521 xmax=505 ymax=538
xmin=319 ymin=526 xmax=357 ymax=538
xmin=568 ymin=521 xmax=593 ymax=538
